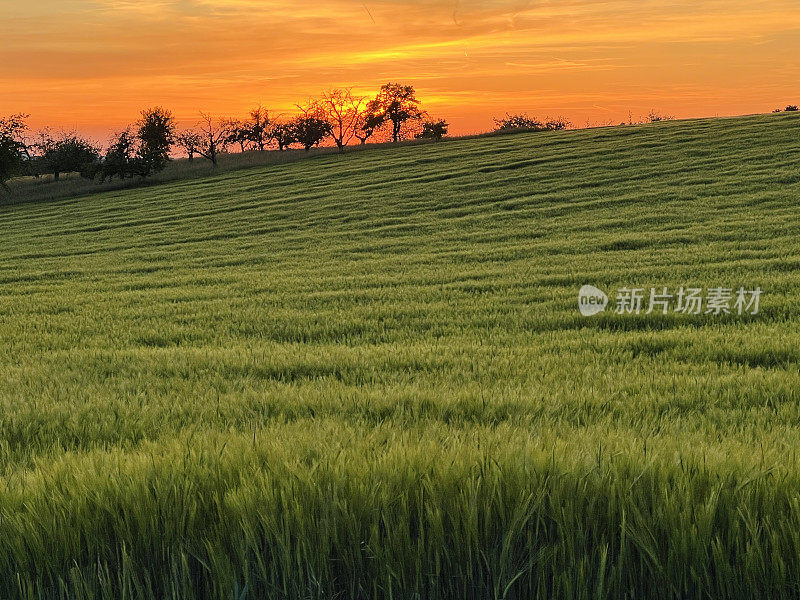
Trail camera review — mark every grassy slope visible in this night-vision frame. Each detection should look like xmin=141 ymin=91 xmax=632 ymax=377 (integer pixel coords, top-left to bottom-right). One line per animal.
xmin=1 ymin=113 xmax=800 ymax=598
xmin=4 ymin=143 xmax=395 ymax=205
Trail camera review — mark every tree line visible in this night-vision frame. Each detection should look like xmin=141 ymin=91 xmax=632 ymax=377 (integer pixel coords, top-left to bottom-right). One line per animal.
xmin=3 ymin=77 xmax=734 ymax=192
xmin=0 ymin=83 xmax=450 ymax=190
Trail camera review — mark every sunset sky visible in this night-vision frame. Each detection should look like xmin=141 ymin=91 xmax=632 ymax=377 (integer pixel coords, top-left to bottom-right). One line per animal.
xmin=2 ymin=0 xmax=800 ymax=140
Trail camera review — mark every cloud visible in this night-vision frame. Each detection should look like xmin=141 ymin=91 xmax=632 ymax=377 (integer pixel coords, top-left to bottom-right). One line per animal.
xmin=2 ymin=0 xmax=800 ymax=134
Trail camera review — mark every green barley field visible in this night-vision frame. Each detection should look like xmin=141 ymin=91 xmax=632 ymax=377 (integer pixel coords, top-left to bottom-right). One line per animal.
xmin=2 ymin=113 xmax=800 ymax=599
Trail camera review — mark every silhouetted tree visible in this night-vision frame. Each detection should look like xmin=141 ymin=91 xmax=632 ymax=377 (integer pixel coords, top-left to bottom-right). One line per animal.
xmin=544 ymin=117 xmax=571 ymax=131
xmin=225 ymin=119 xmax=251 ymax=153
xmin=136 ymin=106 xmax=175 ymax=176
xmin=493 ymin=114 xmax=571 ymax=133
xmin=290 ymin=114 xmax=332 ymax=151
xmin=353 ymin=109 xmax=383 ymax=145
xmin=647 ymin=110 xmax=674 ymax=122
xmin=100 ymin=129 xmax=138 ymax=180
xmin=245 ymin=106 xmax=271 ymax=151
xmin=197 ymin=112 xmax=231 ymax=166
xmin=36 ymin=131 xmax=101 ymax=180
xmin=175 ymin=129 xmax=203 ymax=162
xmin=416 ymin=119 xmax=449 ymax=141
xmin=269 ymin=122 xmax=295 ymax=151
xmin=786 ymin=105 xmax=799 ymax=112
xmin=315 ymin=89 xmax=365 ymax=151
xmin=368 ymin=83 xmax=424 ymax=143
xmin=493 ymin=113 xmax=544 ymax=132
xmin=0 ymin=114 xmax=29 ymax=189
xmin=0 ymin=140 xmax=21 ymax=190
xmin=0 ymin=114 xmax=31 ymax=157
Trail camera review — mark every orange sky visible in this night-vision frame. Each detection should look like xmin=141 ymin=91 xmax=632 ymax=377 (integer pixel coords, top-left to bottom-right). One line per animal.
xmin=2 ymin=0 xmax=800 ymax=141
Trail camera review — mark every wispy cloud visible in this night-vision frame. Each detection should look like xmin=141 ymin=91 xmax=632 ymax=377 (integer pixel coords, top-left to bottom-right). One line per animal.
xmin=2 ymin=0 xmax=800 ymax=134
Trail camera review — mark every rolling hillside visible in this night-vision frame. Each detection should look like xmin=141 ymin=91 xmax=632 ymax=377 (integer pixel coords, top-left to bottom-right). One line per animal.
xmin=1 ymin=113 xmax=800 ymax=598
